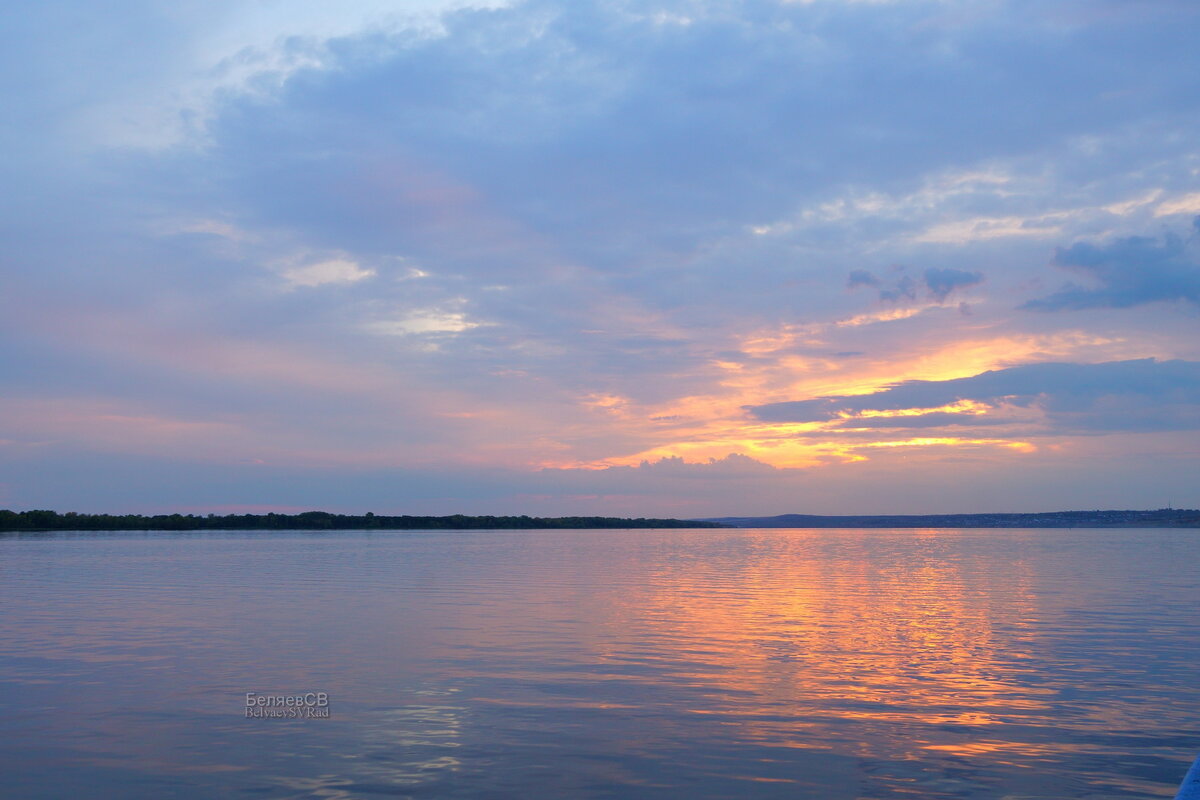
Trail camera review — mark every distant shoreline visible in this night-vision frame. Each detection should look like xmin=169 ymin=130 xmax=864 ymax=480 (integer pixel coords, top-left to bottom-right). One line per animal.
xmin=0 ymin=510 xmax=727 ymax=532
xmin=704 ymin=509 xmax=1200 ymax=528
xmin=2 ymin=508 xmax=1198 ymax=531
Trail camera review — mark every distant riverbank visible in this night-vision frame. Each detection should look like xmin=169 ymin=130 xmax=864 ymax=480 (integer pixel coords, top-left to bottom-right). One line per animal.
xmin=705 ymin=508 xmax=1200 ymax=528
xmin=6 ymin=508 xmax=1197 ymax=532
xmin=0 ymin=510 xmax=727 ymax=532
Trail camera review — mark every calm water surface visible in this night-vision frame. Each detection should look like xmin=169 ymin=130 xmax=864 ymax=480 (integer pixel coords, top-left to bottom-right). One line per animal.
xmin=1 ymin=528 xmax=1197 ymax=799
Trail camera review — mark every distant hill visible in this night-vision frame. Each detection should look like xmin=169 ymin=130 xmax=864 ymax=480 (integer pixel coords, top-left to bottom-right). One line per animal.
xmin=0 ymin=510 xmax=728 ymax=532
xmin=701 ymin=509 xmax=1200 ymax=528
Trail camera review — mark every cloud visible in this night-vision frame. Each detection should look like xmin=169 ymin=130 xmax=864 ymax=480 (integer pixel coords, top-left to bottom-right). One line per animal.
xmin=367 ymin=308 xmax=483 ymax=335
xmin=1023 ymin=220 xmax=1200 ymax=310
xmin=829 ymin=411 xmax=1016 ymax=430
xmin=182 ymin=0 xmax=1200 ymax=306
xmin=923 ymin=267 xmax=983 ymax=302
xmin=878 ymin=275 xmax=918 ymax=303
xmin=5 ymin=0 xmax=1200 ymax=513
xmin=861 ymin=267 xmax=982 ymax=304
xmin=847 ymin=269 xmax=880 ymax=288
xmin=624 ymin=453 xmax=777 ymax=477
xmin=280 ymin=257 xmax=374 ymax=288
xmin=748 ymin=358 xmax=1200 ymax=435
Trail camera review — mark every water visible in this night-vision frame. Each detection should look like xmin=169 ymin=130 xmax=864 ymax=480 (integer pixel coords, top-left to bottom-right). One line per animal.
xmin=0 ymin=528 xmax=1197 ymax=799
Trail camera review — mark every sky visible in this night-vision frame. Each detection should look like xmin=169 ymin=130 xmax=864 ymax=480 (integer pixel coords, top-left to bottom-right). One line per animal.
xmin=3 ymin=0 xmax=1199 ymax=517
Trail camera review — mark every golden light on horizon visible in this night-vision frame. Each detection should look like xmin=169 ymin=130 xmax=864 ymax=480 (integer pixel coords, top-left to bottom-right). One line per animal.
xmin=835 ymin=398 xmax=992 ymax=419
xmin=532 ymin=324 xmax=1141 ymax=474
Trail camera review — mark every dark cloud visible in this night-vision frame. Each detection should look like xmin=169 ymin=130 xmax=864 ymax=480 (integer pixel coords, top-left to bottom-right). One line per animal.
xmin=866 ymin=268 xmax=982 ymax=304
xmin=748 ymin=358 xmax=1200 ymax=434
xmin=847 ymin=269 xmax=880 ymax=288
xmin=834 ymin=412 xmax=1018 ymax=430
xmin=924 ymin=267 xmax=983 ymax=302
xmin=1023 ymin=222 xmax=1200 ymax=310
xmin=878 ymin=275 xmax=918 ymax=303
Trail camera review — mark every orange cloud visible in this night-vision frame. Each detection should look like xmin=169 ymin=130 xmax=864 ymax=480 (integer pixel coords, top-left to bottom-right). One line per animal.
xmin=554 ymin=324 xmax=1140 ymax=471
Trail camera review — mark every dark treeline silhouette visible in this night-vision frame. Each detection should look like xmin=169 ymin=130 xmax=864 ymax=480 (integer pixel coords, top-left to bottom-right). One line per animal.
xmin=0 ymin=509 xmax=727 ymax=532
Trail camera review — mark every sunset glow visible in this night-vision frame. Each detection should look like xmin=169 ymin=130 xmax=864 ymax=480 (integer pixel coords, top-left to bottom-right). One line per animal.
xmin=2 ymin=0 xmax=1198 ymax=516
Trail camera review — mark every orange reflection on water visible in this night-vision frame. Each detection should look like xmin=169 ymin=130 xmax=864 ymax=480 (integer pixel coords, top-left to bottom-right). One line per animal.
xmin=586 ymin=530 xmax=1052 ymax=760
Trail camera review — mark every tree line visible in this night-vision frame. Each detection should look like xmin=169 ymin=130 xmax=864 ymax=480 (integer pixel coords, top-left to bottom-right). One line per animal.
xmin=0 ymin=509 xmax=726 ymax=531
